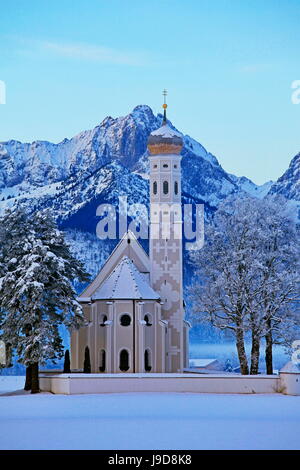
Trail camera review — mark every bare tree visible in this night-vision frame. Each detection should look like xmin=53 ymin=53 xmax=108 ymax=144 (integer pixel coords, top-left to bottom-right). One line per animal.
xmin=189 ymin=196 xmax=299 ymax=375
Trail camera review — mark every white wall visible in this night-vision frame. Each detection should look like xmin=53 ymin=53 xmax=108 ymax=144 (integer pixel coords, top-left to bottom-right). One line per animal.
xmin=40 ymin=373 xmax=280 ymax=395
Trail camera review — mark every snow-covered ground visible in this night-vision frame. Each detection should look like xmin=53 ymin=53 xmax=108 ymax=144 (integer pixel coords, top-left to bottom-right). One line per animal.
xmin=190 ymin=342 xmax=290 ymax=372
xmin=0 ymin=376 xmax=299 ymax=450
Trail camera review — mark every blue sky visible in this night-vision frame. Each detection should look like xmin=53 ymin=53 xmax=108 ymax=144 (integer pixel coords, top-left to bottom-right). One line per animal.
xmin=1 ymin=0 xmax=300 ymax=184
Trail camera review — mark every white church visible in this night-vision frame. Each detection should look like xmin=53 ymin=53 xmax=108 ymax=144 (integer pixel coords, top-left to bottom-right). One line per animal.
xmin=71 ymin=100 xmax=190 ymax=373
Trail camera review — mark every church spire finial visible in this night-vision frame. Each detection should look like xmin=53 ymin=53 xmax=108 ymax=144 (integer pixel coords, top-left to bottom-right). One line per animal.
xmin=162 ymin=89 xmax=167 ymax=124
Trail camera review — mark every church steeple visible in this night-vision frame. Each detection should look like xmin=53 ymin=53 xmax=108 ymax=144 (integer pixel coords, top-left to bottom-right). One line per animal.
xmin=148 ymin=94 xmax=187 ymax=373
xmin=162 ymin=89 xmax=168 ymax=124
xmin=147 ymin=92 xmax=183 ymax=156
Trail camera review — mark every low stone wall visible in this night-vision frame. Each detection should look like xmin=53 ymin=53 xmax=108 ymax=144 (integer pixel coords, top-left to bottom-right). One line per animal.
xmin=39 ymin=372 xmax=281 ymax=395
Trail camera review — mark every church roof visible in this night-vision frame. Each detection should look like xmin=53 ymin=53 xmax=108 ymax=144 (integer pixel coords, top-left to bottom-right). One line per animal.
xmin=78 ymin=230 xmax=150 ymax=301
xmin=150 ymin=124 xmax=182 ymax=138
xmin=147 ymin=95 xmax=183 ymax=155
xmin=147 ymin=122 xmax=183 ymax=155
xmin=92 ymin=256 xmax=160 ymax=301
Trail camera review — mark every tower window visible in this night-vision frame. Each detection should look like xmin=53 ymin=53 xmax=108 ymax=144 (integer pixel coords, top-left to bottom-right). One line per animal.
xmin=100 ymin=314 xmax=107 ymax=327
xmin=99 ymin=349 xmax=106 ymax=372
xmin=144 ymin=349 xmax=152 ymax=372
xmin=163 ymin=164 xmax=169 ymax=168
xmin=144 ymin=314 xmax=152 ymax=326
xmin=163 ymin=181 xmax=169 ymax=195
xmin=174 ymin=181 xmax=178 ymax=195
xmin=174 ymin=164 xmax=177 ymax=169
xmin=120 ymin=314 xmax=131 ymax=326
xmin=153 ymin=181 xmax=158 ymax=195
xmin=153 ymin=164 xmax=158 ymax=169
xmin=119 ymin=349 xmax=129 ymax=372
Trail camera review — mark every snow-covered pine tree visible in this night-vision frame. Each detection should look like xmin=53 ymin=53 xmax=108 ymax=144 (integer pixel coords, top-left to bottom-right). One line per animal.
xmin=189 ymin=195 xmax=299 ymax=375
xmin=0 ymin=208 xmax=89 ymax=393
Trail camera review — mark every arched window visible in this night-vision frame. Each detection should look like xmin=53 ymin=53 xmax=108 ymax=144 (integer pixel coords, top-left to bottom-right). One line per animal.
xmin=83 ymin=346 xmax=91 ymax=373
xmin=99 ymin=314 xmax=107 ymax=327
xmin=120 ymin=314 xmax=131 ymax=326
xmin=153 ymin=181 xmax=158 ymax=195
xmin=144 ymin=349 xmax=152 ymax=372
xmin=174 ymin=181 xmax=178 ymax=195
xmin=119 ymin=349 xmax=129 ymax=372
xmin=99 ymin=349 xmax=106 ymax=372
xmin=163 ymin=181 xmax=169 ymax=195
xmin=144 ymin=314 xmax=152 ymax=326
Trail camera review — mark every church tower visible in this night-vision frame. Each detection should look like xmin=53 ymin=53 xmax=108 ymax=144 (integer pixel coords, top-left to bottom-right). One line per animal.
xmin=71 ymin=95 xmax=189 ymax=375
xmin=147 ymin=92 xmax=188 ymax=372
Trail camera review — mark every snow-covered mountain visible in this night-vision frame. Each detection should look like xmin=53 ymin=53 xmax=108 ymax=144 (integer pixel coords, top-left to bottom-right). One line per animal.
xmin=268 ymin=152 xmax=300 ymax=202
xmin=1 ymin=103 xmax=299 ymax=241
xmin=230 ymin=175 xmax=273 ymax=199
xmin=0 ymin=104 xmax=272 ymax=216
xmin=0 ymin=105 xmax=160 ymax=191
xmin=1 ymin=103 xmax=298 ymax=253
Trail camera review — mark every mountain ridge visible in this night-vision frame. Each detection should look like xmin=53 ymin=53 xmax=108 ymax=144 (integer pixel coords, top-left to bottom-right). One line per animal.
xmin=0 ymin=104 xmax=277 ymax=210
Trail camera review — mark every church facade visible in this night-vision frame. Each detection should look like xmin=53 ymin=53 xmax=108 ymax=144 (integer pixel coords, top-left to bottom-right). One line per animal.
xmin=71 ymin=102 xmax=190 ymax=373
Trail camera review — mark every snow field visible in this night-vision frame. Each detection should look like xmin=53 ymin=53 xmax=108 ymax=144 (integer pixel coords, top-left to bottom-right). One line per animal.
xmin=0 ymin=377 xmax=299 ymax=450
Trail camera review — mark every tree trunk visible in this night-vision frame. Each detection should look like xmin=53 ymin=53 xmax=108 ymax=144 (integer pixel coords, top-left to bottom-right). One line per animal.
xmin=236 ymin=326 xmax=249 ymax=375
xmin=250 ymin=333 xmax=260 ymax=375
xmin=24 ymin=365 xmax=32 ymax=391
xmin=31 ymin=362 xmax=40 ymax=394
xmin=265 ymin=318 xmax=273 ymax=375
xmin=24 ymin=325 xmax=33 ymax=390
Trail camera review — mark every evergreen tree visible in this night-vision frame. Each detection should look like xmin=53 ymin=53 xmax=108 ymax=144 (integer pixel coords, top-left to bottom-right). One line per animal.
xmin=0 ymin=208 xmax=89 ymax=392
xmin=83 ymin=346 xmax=91 ymax=373
xmin=63 ymin=349 xmax=71 ymax=373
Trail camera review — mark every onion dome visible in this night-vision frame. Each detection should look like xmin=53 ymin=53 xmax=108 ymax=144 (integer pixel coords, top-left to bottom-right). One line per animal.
xmin=147 ymin=93 xmax=183 ymax=155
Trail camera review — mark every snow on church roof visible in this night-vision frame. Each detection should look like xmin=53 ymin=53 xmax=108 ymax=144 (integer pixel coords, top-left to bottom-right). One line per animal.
xmin=150 ymin=123 xmax=182 ymax=138
xmin=92 ymin=256 xmax=160 ymax=301
xmin=147 ymin=122 xmax=183 ymax=155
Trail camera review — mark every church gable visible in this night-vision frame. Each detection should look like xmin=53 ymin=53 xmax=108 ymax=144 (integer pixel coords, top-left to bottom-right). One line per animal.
xmin=78 ymin=231 xmax=150 ymax=301
xmin=92 ymin=256 xmax=160 ymax=301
